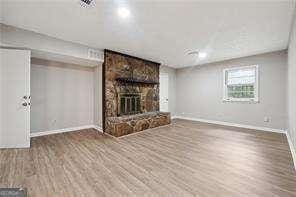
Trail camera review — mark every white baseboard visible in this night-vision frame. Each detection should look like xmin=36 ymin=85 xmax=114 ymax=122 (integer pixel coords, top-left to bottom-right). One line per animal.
xmin=0 ymin=142 xmax=30 ymax=149
xmin=286 ymin=132 xmax=296 ymax=170
xmin=30 ymin=125 xmax=100 ymax=137
xmin=93 ymin=125 xmax=103 ymax=133
xmin=173 ymin=116 xmax=286 ymax=134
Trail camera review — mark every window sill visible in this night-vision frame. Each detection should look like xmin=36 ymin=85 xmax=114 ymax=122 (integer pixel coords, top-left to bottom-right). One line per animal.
xmin=223 ymin=98 xmax=259 ymax=103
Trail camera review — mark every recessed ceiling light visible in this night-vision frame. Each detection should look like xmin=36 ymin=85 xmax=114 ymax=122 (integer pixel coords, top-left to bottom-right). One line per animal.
xmin=198 ymin=52 xmax=207 ymax=59
xmin=118 ymin=7 xmax=130 ymax=18
xmin=187 ymin=50 xmax=207 ymax=59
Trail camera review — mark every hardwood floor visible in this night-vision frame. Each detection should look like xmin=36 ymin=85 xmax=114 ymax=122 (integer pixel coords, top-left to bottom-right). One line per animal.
xmin=1 ymin=119 xmax=296 ymax=197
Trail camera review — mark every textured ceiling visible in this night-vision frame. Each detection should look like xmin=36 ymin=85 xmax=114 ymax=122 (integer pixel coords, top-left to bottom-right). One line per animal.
xmin=1 ymin=0 xmax=295 ymax=68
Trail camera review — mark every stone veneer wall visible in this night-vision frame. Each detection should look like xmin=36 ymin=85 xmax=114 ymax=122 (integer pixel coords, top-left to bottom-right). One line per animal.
xmin=103 ymin=50 xmax=170 ymax=137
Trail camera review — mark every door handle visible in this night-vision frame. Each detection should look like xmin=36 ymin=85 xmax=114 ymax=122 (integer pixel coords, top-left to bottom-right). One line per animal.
xmin=23 ymin=96 xmax=30 ymax=100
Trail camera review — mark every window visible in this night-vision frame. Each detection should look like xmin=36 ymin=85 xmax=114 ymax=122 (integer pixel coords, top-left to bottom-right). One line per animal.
xmin=223 ymin=65 xmax=258 ymax=102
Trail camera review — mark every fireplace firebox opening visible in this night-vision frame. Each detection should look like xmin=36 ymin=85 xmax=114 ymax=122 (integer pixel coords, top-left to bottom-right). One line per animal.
xmin=118 ymin=93 xmax=141 ymax=116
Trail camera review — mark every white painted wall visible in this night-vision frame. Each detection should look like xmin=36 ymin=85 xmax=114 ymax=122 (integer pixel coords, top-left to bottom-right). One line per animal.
xmin=0 ymin=24 xmax=103 ymax=65
xmin=0 ymin=50 xmax=2 ymax=143
xmin=0 ymin=24 xmax=104 ymax=133
xmin=160 ymin=65 xmax=176 ymax=116
xmin=288 ymin=7 xmax=296 ymax=152
xmin=94 ymin=64 xmax=103 ymax=129
xmin=30 ymin=58 xmax=95 ymax=133
xmin=176 ymin=51 xmax=287 ymax=131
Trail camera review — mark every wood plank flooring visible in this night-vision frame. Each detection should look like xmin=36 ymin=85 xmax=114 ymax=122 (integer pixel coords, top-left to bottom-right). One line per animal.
xmin=1 ymin=119 xmax=296 ymax=197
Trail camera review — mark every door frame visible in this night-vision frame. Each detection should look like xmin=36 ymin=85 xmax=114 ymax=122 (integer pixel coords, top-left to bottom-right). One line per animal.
xmin=159 ymin=72 xmax=169 ymax=112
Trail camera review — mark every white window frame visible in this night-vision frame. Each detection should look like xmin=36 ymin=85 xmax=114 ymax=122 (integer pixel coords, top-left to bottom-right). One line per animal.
xmin=223 ymin=65 xmax=259 ymax=102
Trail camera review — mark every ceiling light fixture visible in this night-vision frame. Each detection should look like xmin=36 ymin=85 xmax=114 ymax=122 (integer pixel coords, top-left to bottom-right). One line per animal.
xmin=187 ymin=51 xmax=199 ymax=56
xmin=187 ymin=50 xmax=207 ymax=59
xmin=198 ymin=52 xmax=207 ymax=59
xmin=118 ymin=7 xmax=130 ymax=19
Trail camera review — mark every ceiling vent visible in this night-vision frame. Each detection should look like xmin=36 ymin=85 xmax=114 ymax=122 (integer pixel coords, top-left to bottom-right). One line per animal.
xmin=88 ymin=49 xmax=102 ymax=60
xmin=80 ymin=0 xmax=95 ymax=7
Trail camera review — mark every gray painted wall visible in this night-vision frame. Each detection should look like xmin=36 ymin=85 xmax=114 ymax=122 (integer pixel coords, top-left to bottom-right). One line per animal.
xmin=160 ymin=65 xmax=177 ymax=116
xmin=30 ymin=59 xmax=95 ymax=133
xmin=288 ymin=7 xmax=296 ymax=151
xmin=176 ymin=51 xmax=287 ymax=130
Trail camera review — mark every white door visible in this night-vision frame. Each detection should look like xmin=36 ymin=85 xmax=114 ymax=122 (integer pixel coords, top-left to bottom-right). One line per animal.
xmin=0 ymin=49 xmax=31 ymax=148
xmin=160 ymin=73 xmax=169 ymax=112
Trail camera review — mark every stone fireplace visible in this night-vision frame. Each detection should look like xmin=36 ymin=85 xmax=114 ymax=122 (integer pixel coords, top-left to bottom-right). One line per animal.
xmin=103 ymin=50 xmax=171 ymax=137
